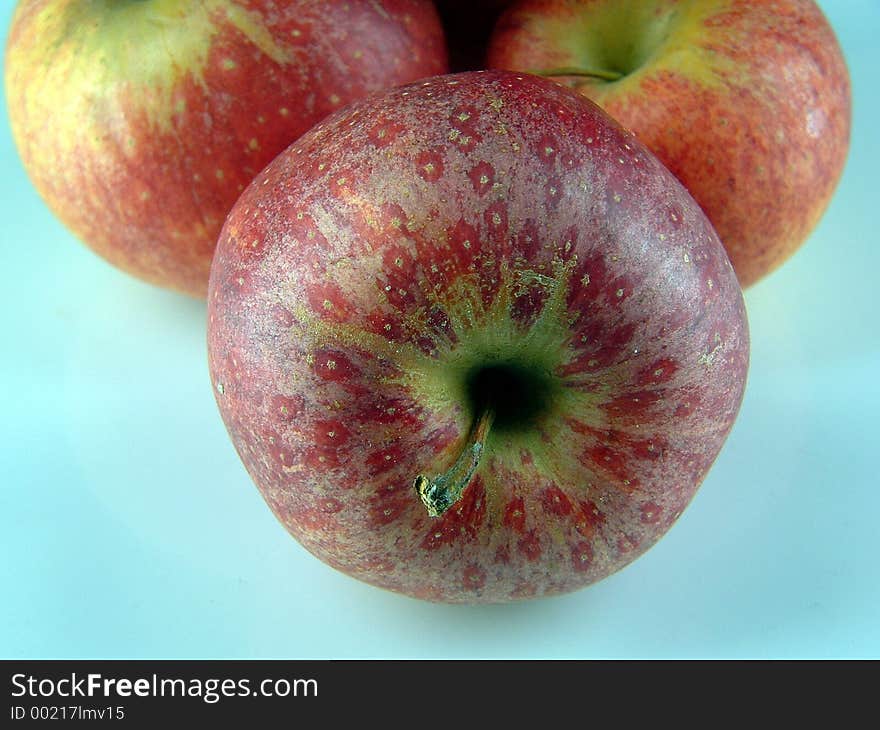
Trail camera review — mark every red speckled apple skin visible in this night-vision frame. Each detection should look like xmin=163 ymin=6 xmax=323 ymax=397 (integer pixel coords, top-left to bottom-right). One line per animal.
xmin=488 ymin=0 xmax=851 ymax=287
xmin=208 ymin=71 xmax=749 ymax=603
xmin=5 ymin=0 xmax=447 ymax=297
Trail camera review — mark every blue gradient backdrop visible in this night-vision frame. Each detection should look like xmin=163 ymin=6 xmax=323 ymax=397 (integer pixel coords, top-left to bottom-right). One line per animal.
xmin=1 ymin=1 xmax=877 ymax=658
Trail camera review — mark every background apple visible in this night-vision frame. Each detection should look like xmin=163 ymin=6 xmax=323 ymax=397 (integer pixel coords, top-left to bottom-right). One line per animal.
xmin=4 ymin=0 xmax=447 ymax=297
xmin=207 ymin=70 xmax=749 ymax=603
xmin=487 ymin=0 xmax=851 ymax=287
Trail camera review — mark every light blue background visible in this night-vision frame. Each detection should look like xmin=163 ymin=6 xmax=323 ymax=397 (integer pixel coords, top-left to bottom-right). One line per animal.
xmin=1 ymin=1 xmax=877 ymax=659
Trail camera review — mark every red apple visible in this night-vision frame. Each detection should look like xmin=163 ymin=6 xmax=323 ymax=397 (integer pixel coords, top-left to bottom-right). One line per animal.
xmin=4 ymin=0 xmax=447 ymax=297
xmin=207 ymin=70 xmax=749 ymax=603
xmin=487 ymin=0 xmax=851 ymax=287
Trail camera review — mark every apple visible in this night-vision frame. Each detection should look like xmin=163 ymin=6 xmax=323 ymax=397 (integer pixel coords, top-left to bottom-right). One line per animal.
xmin=4 ymin=0 xmax=447 ymax=297
xmin=487 ymin=0 xmax=851 ymax=287
xmin=207 ymin=70 xmax=749 ymax=603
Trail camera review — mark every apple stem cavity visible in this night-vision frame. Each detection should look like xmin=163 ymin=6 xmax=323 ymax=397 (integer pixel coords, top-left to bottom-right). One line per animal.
xmin=414 ymin=404 xmax=496 ymax=518
xmin=530 ymin=66 xmax=624 ymax=82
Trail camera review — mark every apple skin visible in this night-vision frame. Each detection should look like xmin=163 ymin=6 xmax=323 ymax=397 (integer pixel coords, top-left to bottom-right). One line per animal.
xmin=207 ymin=70 xmax=749 ymax=603
xmin=4 ymin=0 xmax=447 ymax=297
xmin=487 ymin=0 xmax=851 ymax=287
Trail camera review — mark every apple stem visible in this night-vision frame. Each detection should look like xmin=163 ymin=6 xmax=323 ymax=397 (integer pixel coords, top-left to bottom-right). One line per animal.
xmin=530 ymin=66 xmax=624 ymax=82
xmin=413 ymin=405 xmax=495 ymax=518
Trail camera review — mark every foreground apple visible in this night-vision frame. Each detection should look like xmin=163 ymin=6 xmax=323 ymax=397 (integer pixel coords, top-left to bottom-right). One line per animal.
xmin=208 ymin=70 xmax=749 ymax=603
xmin=4 ymin=0 xmax=447 ymax=297
xmin=487 ymin=0 xmax=851 ymax=287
